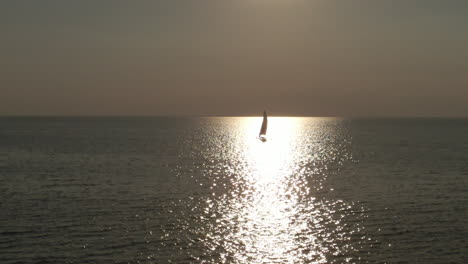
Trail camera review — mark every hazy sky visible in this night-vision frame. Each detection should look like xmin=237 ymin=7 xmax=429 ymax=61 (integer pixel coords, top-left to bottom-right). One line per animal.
xmin=1 ymin=0 xmax=468 ymax=116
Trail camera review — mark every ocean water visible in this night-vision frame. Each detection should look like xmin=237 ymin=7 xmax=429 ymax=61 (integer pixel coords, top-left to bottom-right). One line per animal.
xmin=0 ymin=117 xmax=466 ymax=264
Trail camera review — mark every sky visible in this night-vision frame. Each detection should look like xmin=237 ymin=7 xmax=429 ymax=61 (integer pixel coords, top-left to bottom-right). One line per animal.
xmin=1 ymin=0 xmax=468 ymax=116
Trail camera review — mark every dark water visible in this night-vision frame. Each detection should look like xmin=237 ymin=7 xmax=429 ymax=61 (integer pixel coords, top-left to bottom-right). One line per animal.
xmin=0 ymin=117 xmax=466 ymax=263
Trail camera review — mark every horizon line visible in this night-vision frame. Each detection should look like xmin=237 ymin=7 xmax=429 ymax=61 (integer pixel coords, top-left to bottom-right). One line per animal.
xmin=1 ymin=114 xmax=468 ymax=119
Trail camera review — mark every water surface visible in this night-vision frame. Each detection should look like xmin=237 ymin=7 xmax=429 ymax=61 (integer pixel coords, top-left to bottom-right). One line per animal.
xmin=0 ymin=117 xmax=466 ymax=263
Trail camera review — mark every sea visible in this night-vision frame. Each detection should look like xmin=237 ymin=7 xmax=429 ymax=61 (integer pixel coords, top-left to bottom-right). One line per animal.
xmin=0 ymin=117 xmax=466 ymax=264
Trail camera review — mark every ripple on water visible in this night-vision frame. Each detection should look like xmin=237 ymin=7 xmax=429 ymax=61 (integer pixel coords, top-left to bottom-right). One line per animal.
xmin=161 ymin=118 xmax=375 ymax=263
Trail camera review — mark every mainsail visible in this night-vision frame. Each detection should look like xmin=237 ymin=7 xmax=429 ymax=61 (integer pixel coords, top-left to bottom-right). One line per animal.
xmin=259 ymin=111 xmax=267 ymax=140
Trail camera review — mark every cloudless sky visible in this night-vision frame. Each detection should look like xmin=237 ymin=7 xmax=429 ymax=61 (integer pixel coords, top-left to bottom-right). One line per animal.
xmin=1 ymin=0 xmax=468 ymax=116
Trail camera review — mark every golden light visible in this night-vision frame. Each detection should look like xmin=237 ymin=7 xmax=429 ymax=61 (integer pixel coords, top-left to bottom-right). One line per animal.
xmin=214 ymin=117 xmax=328 ymax=263
xmin=241 ymin=116 xmax=300 ymax=182
xmin=196 ymin=117 xmax=353 ymax=263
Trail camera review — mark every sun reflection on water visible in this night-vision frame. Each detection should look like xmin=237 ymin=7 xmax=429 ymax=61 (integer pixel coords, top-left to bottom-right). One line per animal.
xmin=229 ymin=117 xmax=310 ymax=263
xmin=208 ymin=117 xmax=334 ymax=263
xmin=171 ymin=117 xmax=366 ymax=263
xmin=242 ymin=117 xmax=299 ymax=182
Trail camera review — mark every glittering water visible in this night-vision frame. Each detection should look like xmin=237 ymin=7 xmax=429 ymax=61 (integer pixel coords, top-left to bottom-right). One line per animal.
xmin=0 ymin=117 xmax=466 ymax=263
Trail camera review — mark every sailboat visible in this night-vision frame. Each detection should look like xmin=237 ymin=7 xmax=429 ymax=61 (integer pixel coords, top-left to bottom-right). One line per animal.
xmin=259 ymin=111 xmax=267 ymax=142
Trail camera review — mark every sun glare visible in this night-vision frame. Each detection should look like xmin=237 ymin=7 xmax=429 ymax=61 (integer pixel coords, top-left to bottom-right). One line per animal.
xmin=241 ymin=117 xmax=300 ymax=183
xmin=215 ymin=117 xmax=328 ymax=263
xmin=192 ymin=117 xmax=354 ymax=263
